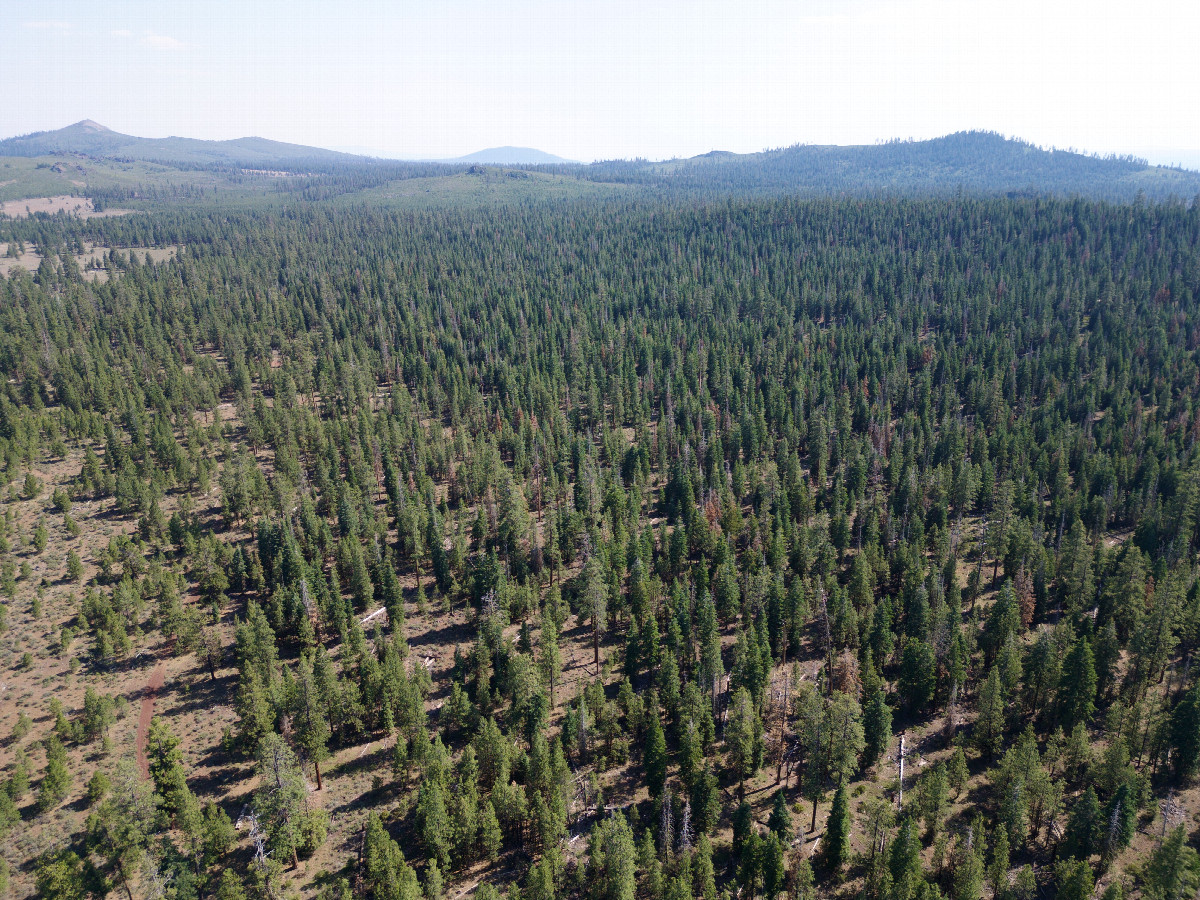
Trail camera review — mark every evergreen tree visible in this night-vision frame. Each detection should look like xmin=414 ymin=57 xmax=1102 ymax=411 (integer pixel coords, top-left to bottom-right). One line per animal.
xmin=862 ymin=680 xmax=893 ymax=768
xmin=1061 ymin=787 xmax=1100 ymax=862
xmin=726 ymin=687 xmax=760 ymax=798
xmin=951 ymin=833 xmax=985 ymax=900
xmin=823 ymin=783 xmax=850 ymax=875
xmin=1058 ymin=637 xmax=1097 ymax=732
xmin=292 ymin=654 xmax=332 ymax=789
xmin=254 ymin=734 xmax=310 ymax=869
xmin=1169 ymin=682 xmax=1200 ymax=782
xmin=889 ymin=817 xmax=924 ymax=900
xmin=762 ymin=831 xmax=786 ymax=900
xmin=416 ymin=777 xmax=452 ymax=872
xmin=590 ymin=813 xmax=637 ymax=900
xmin=37 ymin=736 xmax=71 ymax=811
xmin=1142 ymin=826 xmax=1200 ymax=900
xmin=898 ymin=640 xmax=937 ymax=713
xmin=644 ymin=712 xmax=667 ymax=798
xmin=1054 ymin=859 xmax=1095 ymax=900
xmin=767 ymin=789 xmax=792 ymax=841
xmin=974 ymin=666 xmax=1006 ymax=758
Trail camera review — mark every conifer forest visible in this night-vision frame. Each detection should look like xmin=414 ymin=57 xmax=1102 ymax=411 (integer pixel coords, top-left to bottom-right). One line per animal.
xmin=2 ymin=177 xmax=1200 ymax=900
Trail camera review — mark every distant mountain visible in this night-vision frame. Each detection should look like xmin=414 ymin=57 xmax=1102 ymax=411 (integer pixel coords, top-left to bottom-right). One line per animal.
xmin=3 ymin=123 xmax=1195 ymax=205
xmin=0 ymin=120 xmax=360 ymax=167
xmin=444 ymin=146 xmax=575 ymax=165
xmin=579 ymin=132 xmax=1200 ymax=203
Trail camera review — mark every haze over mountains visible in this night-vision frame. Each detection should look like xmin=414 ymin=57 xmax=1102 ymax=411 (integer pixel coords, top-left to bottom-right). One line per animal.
xmin=0 ymin=120 xmax=357 ymax=167
xmin=441 ymin=147 xmax=577 ymax=165
xmin=1 ymin=120 xmax=1199 ymax=204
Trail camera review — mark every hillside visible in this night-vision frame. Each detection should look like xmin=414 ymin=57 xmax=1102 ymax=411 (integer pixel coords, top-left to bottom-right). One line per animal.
xmin=1 ymin=125 xmax=1197 ymax=210
xmin=0 ymin=120 xmax=360 ymax=167
xmin=445 ymin=147 xmax=576 ymax=165
xmin=578 ymin=131 xmax=1200 ymax=202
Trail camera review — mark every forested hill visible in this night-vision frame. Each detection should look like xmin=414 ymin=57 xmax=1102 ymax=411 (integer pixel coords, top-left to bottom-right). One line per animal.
xmin=576 ymin=132 xmax=1200 ymax=203
xmin=444 ymin=147 xmax=576 ymax=165
xmin=0 ymin=120 xmax=361 ymax=167
xmin=2 ymin=124 xmax=1198 ymax=206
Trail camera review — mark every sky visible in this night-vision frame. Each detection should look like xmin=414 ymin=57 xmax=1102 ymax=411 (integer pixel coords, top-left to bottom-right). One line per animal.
xmin=2 ymin=0 xmax=1199 ymax=166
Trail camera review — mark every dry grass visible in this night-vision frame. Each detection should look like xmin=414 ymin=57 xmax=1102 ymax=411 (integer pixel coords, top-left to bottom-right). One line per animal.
xmin=0 ymin=196 xmax=131 ymax=219
xmin=0 ymin=242 xmax=179 ymax=281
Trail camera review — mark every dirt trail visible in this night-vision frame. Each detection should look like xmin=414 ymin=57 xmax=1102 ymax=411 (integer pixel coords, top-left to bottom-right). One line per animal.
xmin=136 ymin=663 xmax=166 ymax=778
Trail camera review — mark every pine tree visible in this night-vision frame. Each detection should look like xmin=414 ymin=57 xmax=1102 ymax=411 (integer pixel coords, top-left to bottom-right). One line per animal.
xmin=951 ymin=833 xmax=985 ymax=900
xmin=916 ymin=764 xmax=948 ymax=839
xmin=823 ymin=783 xmax=850 ymax=875
xmin=292 ymin=654 xmax=331 ymax=790
xmin=1101 ymin=782 xmax=1135 ymax=864
xmin=590 ymin=812 xmax=637 ymax=900
xmin=425 ymin=860 xmax=444 ymax=900
xmin=762 ymin=832 xmax=786 ymax=900
xmin=539 ymin=612 xmax=563 ymax=709
xmin=693 ymin=834 xmax=718 ymax=900
xmin=947 ymin=746 xmax=969 ymax=798
xmin=739 ymin=829 xmax=762 ymax=898
xmin=644 ymin=712 xmax=667 ymax=798
xmin=862 ymin=680 xmax=893 ymax=768
xmin=584 ymin=553 xmax=608 ymax=669
xmin=85 ymin=760 xmax=159 ymax=900
xmin=1142 ymin=825 xmax=1200 ymax=900
xmin=768 ymin=789 xmax=792 ymax=841
xmin=1054 ymin=859 xmax=1095 ymax=900
xmin=480 ymin=799 xmax=503 ymax=861
xmin=898 ymin=640 xmax=937 ymax=713
xmin=974 ymin=666 xmax=1006 ymax=758
xmin=1169 ymin=682 xmax=1200 ymax=782
xmin=416 ymin=777 xmax=452 ymax=871
xmin=726 ymin=688 xmax=759 ymax=798
xmin=145 ymin=717 xmax=189 ymax=815
xmin=37 ymin=736 xmax=71 ymax=811
xmin=254 ymin=734 xmax=309 ymax=869
xmin=1061 ymin=786 xmax=1100 ymax=861
xmin=988 ymin=829 xmax=1010 ymax=900
xmin=889 ymin=816 xmax=924 ymax=900
xmin=1058 ymin=637 xmax=1097 ymax=732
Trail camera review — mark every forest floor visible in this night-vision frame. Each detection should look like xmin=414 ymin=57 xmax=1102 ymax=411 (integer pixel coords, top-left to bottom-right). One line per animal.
xmin=0 ymin=419 xmax=1197 ymax=900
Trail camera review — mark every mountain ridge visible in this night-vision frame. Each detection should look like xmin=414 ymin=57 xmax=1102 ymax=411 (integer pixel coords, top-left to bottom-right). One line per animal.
xmin=441 ymin=146 xmax=576 ymax=165
xmin=0 ymin=120 xmax=361 ymax=166
xmin=1 ymin=123 xmax=1197 ymax=204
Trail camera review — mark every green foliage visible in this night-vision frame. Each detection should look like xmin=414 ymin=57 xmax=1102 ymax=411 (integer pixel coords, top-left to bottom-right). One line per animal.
xmin=767 ymin=789 xmax=791 ymax=841
xmin=37 ymin=736 xmax=71 ymax=811
xmin=1054 ymin=859 xmax=1095 ymax=900
xmin=85 ymin=770 xmax=110 ymax=806
xmin=1142 ymin=826 xmax=1200 ymax=900
xmin=589 ymin=813 xmax=637 ymax=900
xmin=254 ymin=733 xmax=316 ymax=867
xmin=1058 ymin=637 xmax=1097 ymax=732
xmin=899 ymin=641 xmax=937 ymax=713
xmin=862 ymin=680 xmax=893 ymax=769
xmin=4 ymin=166 xmax=1200 ymax=900
xmin=725 ymin=687 xmax=760 ymax=794
xmin=1169 ymin=682 xmax=1200 ymax=782
xmin=823 ymin=783 xmax=850 ymax=875
xmin=35 ymin=850 xmax=86 ymax=900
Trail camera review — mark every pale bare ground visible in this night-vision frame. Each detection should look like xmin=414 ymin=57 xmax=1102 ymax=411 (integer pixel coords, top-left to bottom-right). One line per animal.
xmin=0 ymin=245 xmax=44 ymax=279
xmin=0 ymin=242 xmax=179 ymax=281
xmin=0 ymin=196 xmax=131 ymax=219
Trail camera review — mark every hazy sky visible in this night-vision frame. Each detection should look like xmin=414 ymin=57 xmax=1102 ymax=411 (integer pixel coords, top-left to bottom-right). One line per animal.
xmin=3 ymin=0 xmax=1198 ymax=165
